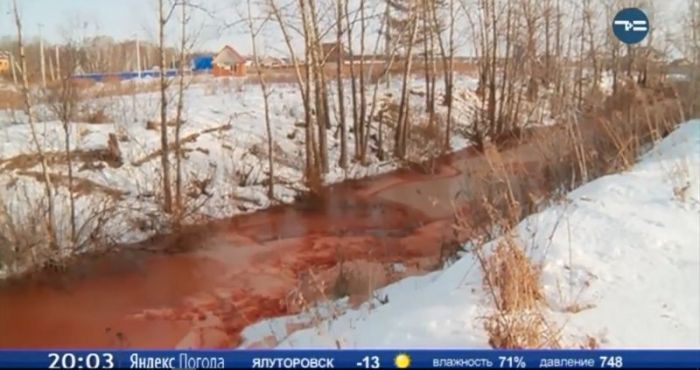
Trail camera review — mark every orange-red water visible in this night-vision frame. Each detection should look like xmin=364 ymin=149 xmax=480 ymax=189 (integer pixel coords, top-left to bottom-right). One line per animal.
xmin=0 ymin=152 xmax=475 ymax=349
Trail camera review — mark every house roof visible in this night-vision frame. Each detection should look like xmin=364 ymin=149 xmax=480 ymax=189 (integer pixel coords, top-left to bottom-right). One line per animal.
xmin=213 ymin=45 xmax=246 ymax=66
xmin=321 ymin=42 xmax=348 ymax=62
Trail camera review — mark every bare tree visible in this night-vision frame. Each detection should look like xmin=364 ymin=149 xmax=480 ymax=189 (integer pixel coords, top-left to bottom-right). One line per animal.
xmin=393 ymin=6 xmax=419 ymax=159
xmin=47 ymin=44 xmax=80 ymax=247
xmin=430 ymin=0 xmax=456 ymax=149
xmin=246 ymin=0 xmax=276 ymax=199
xmin=174 ymin=0 xmax=188 ymax=221
xmin=344 ymin=0 xmax=360 ymax=159
xmin=12 ymin=0 xmax=58 ymax=250
xmin=171 ymin=0 xmax=212 ymax=223
xmin=366 ymin=7 xmax=404 ymax=160
xmin=307 ymin=0 xmax=330 ymax=173
xmin=158 ymin=0 xmax=177 ymax=214
xmin=268 ymin=0 xmax=317 ymax=184
xmin=357 ymin=0 xmax=368 ymax=161
xmin=461 ymin=0 xmax=530 ymax=149
xmin=336 ymin=0 xmax=348 ymax=169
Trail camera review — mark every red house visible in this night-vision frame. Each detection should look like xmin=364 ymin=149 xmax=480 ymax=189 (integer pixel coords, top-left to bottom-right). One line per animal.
xmin=212 ymin=45 xmax=247 ymax=77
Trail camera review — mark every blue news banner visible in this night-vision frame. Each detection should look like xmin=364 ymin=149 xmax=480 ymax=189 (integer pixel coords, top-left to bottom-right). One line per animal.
xmin=0 ymin=349 xmax=698 ymax=369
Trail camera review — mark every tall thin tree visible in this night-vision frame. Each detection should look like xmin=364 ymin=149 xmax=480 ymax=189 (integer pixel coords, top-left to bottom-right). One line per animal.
xmin=336 ymin=0 xmax=349 ymax=169
xmin=174 ymin=0 xmax=188 ymax=222
xmin=12 ymin=0 xmax=57 ymax=250
xmin=158 ymin=0 xmax=177 ymax=214
xmin=247 ymin=0 xmax=276 ymax=199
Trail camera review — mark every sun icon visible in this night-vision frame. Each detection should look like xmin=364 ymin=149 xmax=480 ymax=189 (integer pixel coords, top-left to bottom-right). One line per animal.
xmin=394 ymin=353 xmax=411 ymax=369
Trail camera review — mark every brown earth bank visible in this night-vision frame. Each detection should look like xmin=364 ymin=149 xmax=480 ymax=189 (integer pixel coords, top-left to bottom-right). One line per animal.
xmin=0 ymin=88 xmax=685 ymax=348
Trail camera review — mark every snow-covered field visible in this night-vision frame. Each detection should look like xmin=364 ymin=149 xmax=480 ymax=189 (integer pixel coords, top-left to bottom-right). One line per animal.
xmin=0 ymin=75 xmax=479 ymax=275
xmin=240 ymin=120 xmax=700 ymax=349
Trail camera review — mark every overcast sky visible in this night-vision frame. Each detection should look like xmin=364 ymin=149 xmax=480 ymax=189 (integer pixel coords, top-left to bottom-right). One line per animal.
xmin=0 ymin=0 xmax=689 ymax=56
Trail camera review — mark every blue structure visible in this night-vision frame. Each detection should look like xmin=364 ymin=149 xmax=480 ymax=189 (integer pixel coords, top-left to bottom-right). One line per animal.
xmin=71 ymin=54 xmax=215 ymax=82
xmin=191 ymin=55 xmax=213 ymax=71
xmin=71 ymin=69 xmax=180 ymax=82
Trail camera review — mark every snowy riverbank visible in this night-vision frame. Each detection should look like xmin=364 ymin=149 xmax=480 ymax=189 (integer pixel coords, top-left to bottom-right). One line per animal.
xmin=240 ymin=120 xmax=700 ymax=349
xmin=0 ymin=75 xmax=479 ymax=277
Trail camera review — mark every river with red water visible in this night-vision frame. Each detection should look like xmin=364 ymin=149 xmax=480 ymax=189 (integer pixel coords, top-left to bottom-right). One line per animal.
xmin=0 ymin=143 xmax=542 ymax=349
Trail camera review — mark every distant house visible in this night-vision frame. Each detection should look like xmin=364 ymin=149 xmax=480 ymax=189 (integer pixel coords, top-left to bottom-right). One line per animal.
xmin=321 ymin=42 xmax=386 ymax=64
xmin=212 ymin=45 xmax=247 ymax=77
xmin=0 ymin=52 xmax=10 ymax=75
xmin=321 ymin=42 xmax=348 ymax=64
xmin=259 ymin=56 xmax=285 ymax=68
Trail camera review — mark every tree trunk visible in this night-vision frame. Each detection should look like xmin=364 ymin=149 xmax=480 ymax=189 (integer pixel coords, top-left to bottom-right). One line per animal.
xmin=384 ymin=2 xmax=392 ymax=89
xmin=366 ymin=6 xmax=402 ymax=161
xmin=63 ymin=125 xmax=76 ymax=246
xmin=422 ymin=0 xmax=431 ymax=114
xmin=299 ymin=0 xmax=319 ymax=183
xmin=358 ymin=0 xmax=368 ymax=161
xmin=174 ymin=0 xmax=187 ymax=223
xmin=247 ymin=0 xmax=275 ymax=199
xmin=336 ymin=0 xmax=348 ymax=169
xmin=159 ymin=0 xmax=173 ymax=214
xmin=12 ymin=0 xmax=57 ymax=250
xmin=344 ymin=0 xmax=360 ymax=160
xmin=487 ymin=0 xmax=498 ymax=139
xmin=307 ymin=0 xmax=329 ymax=174
xmin=394 ymin=14 xmax=419 ymax=159
xmin=431 ymin=0 xmax=455 ymax=149
xmin=268 ymin=0 xmax=313 ymax=180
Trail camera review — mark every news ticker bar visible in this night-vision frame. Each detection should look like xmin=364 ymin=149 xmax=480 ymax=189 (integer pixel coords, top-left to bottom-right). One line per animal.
xmin=0 ymin=349 xmax=698 ymax=369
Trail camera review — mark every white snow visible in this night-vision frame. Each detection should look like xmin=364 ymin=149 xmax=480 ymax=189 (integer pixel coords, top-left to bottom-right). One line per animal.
xmin=0 ymin=74 xmax=481 ymax=277
xmin=240 ymin=120 xmax=700 ymax=349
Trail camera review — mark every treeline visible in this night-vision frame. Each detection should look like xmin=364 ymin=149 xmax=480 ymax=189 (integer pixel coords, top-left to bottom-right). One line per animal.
xmin=0 ymin=35 xmax=181 ymax=83
xmin=253 ymin=0 xmax=699 ymax=188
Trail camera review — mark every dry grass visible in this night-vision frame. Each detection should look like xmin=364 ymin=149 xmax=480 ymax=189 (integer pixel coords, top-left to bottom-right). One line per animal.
xmin=0 ymin=185 xmax=53 ymax=276
xmin=0 ymin=178 xmax=119 ymax=277
xmin=454 ymin=147 xmax=561 ymax=348
xmin=483 ymin=237 xmax=542 ymax=312
xmin=484 ymin=310 xmax=560 ymax=349
xmin=474 ymin=234 xmax=560 ymax=349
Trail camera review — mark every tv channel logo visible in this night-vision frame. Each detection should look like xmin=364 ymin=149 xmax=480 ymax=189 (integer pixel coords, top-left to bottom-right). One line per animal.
xmin=612 ymin=8 xmax=650 ymax=44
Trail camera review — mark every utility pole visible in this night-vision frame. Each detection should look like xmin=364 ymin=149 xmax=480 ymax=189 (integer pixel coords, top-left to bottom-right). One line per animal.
xmin=38 ymin=23 xmax=46 ymax=88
